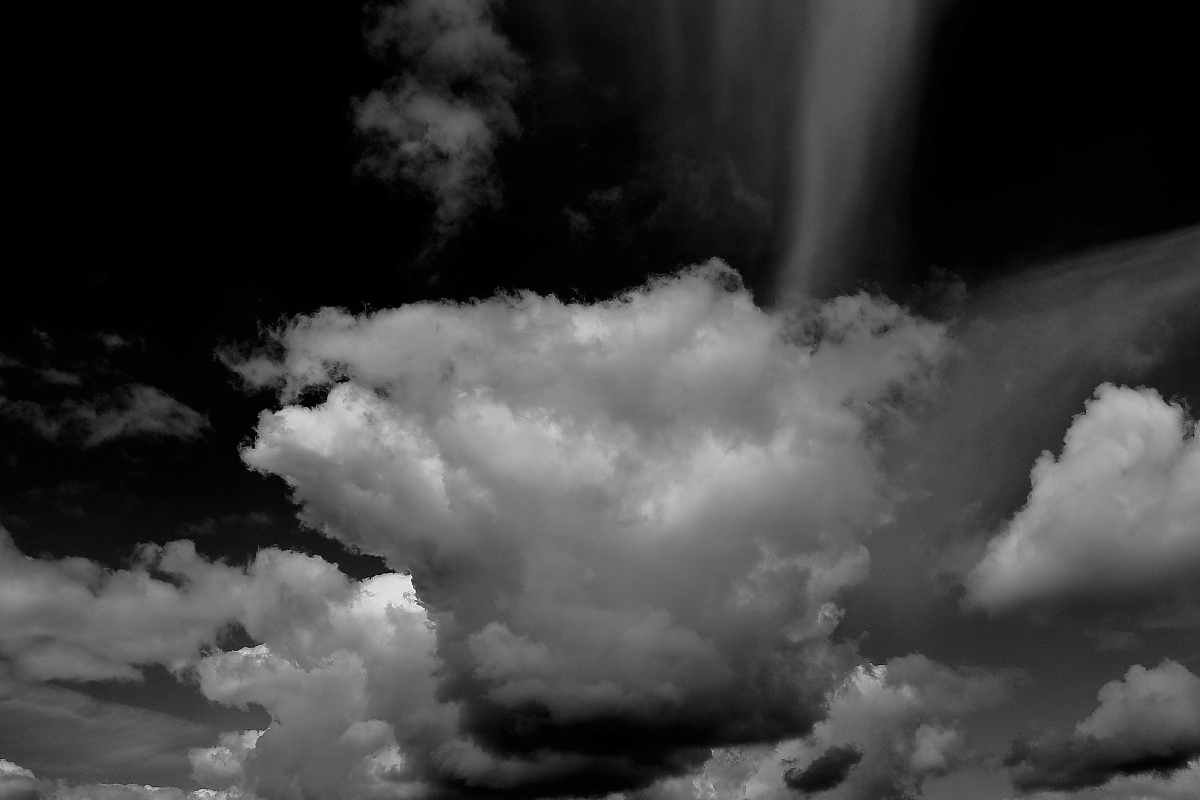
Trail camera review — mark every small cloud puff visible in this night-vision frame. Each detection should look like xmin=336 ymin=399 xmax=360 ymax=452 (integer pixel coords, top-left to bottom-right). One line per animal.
xmin=966 ymin=383 xmax=1200 ymax=616
xmin=1005 ymin=660 xmax=1200 ymax=793
xmin=355 ymin=0 xmax=525 ymax=243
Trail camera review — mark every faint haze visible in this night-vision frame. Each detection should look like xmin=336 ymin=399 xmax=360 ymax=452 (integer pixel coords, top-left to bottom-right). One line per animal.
xmin=519 ymin=0 xmax=938 ymax=301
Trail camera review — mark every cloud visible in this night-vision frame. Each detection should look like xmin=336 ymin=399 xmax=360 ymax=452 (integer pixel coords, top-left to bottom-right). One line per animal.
xmin=965 ymin=383 xmax=1200 ymax=616
xmin=1010 ymin=758 xmax=1200 ymax=800
xmin=0 ymin=526 xmax=253 ymax=682
xmin=0 ymin=759 xmax=39 ymax=800
xmin=38 ymin=368 xmax=82 ymax=386
xmin=0 ymin=384 xmax=208 ymax=447
xmin=0 ymin=678 xmax=210 ymax=787
xmin=1005 ymin=660 xmax=1200 ymax=793
xmin=0 ymin=521 xmax=441 ymax=797
xmin=355 ymin=0 xmax=525 ymax=242
xmin=783 ymin=743 xmax=862 ymax=794
xmin=626 ymin=653 xmax=1019 ymax=800
xmin=0 ymin=758 xmax=253 ymax=800
xmin=190 ymin=730 xmax=262 ymax=789
xmin=226 ymin=263 xmax=950 ymax=795
xmin=98 ymin=333 xmax=131 ymax=350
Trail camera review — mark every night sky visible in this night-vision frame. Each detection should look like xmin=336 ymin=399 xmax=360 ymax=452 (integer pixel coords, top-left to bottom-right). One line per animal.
xmin=2 ymin=2 xmax=1198 ymax=799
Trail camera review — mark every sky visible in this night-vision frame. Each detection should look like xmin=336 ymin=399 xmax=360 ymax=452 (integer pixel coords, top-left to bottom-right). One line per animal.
xmin=2 ymin=1 xmax=1199 ymax=799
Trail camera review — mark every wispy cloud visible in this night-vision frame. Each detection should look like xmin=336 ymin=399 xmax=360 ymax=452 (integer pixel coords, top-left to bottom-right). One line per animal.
xmin=0 ymin=384 xmax=208 ymax=447
xmin=355 ymin=0 xmax=525 ymax=245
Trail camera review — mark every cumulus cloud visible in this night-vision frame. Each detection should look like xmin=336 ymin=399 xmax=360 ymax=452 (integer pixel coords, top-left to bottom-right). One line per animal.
xmin=0 ymin=522 xmax=441 ymax=797
xmin=1005 ymin=660 xmax=1200 ymax=793
xmin=355 ymin=0 xmax=525 ymax=242
xmin=965 ymin=383 xmax=1200 ymax=615
xmin=783 ymin=743 xmax=862 ymax=794
xmin=0 ymin=384 xmax=208 ymax=447
xmin=190 ymin=730 xmax=262 ymax=789
xmin=225 ymin=263 xmax=949 ymax=795
xmin=625 ymin=653 xmax=1019 ymax=800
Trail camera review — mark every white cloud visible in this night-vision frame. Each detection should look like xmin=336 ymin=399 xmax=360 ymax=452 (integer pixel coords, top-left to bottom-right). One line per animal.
xmin=1077 ymin=660 xmax=1200 ymax=744
xmin=228 ymin=263 xmax=949 ymax=795
xmin=966 ymin=383 xmax=1200 ymax=615
xmin=1005 ymin=660 xmax=1200 ymax=794
xmin=355 ymin=0 xmax=524 ymax=241
xmin=0 ymin=384 xmax=208 ymax=447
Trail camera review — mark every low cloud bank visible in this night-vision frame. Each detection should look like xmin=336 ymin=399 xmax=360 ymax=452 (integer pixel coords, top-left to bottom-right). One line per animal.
xmin=1005 ymin=660 xmax=1200 ymax=794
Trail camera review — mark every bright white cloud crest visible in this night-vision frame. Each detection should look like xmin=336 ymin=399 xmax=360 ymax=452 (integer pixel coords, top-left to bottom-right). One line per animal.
xmin=967 ymin=383 xmax=1200 ymax=614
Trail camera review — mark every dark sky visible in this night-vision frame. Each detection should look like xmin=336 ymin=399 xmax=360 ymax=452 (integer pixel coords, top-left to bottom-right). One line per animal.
xmin=2 ymin=2 xmax=1199 ymax=799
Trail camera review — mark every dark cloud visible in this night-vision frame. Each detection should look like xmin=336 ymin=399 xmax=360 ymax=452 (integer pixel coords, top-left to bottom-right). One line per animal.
xmin=784 ymin=744 xmax=862 ymax=794
xmin=1005 ymin=660 xmax=1200 ymax=793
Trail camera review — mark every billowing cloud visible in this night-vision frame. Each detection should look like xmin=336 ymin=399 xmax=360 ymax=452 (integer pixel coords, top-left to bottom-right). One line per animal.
xmin=0 ymin=384 xmax=208 ymax=447
xmin=355 ymin=0 xmax=524 ymax=241
xmin=1005 ymin=660 xmax=1200 ymax=793
xmin=227 ymin=263 xmax=949 ymax=795
xmin=965 ymin=383 xmax=1200 ymax=615
xmin=625 ymin=653 xmax=1019 ymax=800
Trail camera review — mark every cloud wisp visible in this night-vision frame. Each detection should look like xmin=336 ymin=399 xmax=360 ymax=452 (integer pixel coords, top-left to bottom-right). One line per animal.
xmin=355 ymin=0 xmax=525 ymax=245
xmin=0 ymin=384 xmax=208 ymax=447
